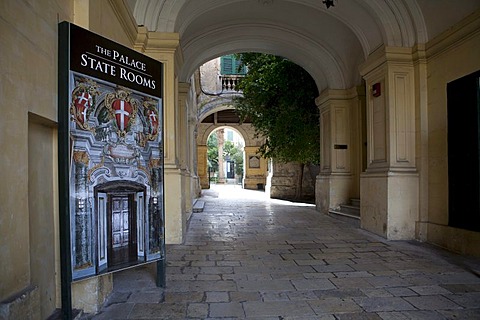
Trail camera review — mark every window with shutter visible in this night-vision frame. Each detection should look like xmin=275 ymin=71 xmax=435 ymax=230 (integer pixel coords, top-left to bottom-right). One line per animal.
xmin=221 ymin=56 xmax=233 ymax=75
xmin=221 ymin=55 xmax=246 ymax=75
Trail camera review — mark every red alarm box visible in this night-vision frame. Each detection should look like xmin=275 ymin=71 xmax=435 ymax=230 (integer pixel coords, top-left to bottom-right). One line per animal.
xmin=372 ymin=82 xmax=381 ymax=97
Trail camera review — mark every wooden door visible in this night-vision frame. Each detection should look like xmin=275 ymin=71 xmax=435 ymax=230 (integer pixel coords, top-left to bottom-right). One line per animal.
xmin=108 ymin=194 xmax=137 ymax=267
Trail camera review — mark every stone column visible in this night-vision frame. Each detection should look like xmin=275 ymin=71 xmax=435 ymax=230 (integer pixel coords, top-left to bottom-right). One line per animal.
xmin=135 ymin=28 xmax=186 ymax=244
xmin=315 ymin=88 xmax=363 ymax=213
xmin=217 ymin=128 xmax=226 ymax=183
xmin=178 ymin=82 xmax=193 ymax=216
xmin=359 ymin=46 xmax=419 ymax=240
xmin=197 ymin=145 xmax=209 ymax=189
xmin=189 ymin=105 xmax=201 ymax=199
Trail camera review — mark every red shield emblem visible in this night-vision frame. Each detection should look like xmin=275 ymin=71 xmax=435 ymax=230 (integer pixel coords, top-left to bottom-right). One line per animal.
xmin=147 ymin=109 xmax=159 ymax=136
xmin=74 ymin=92 xmax=91 ymax=125
xmin=112 ymin=99 xmax=133 ymax=131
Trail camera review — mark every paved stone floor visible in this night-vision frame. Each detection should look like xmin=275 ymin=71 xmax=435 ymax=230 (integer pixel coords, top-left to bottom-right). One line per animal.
xmin=90 ymin=184 xmax=480 ymax=319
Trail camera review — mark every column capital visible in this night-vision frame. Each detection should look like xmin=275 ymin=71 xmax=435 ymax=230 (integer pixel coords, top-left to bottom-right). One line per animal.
xmin=135 ymin=29 xmax=180 ymax=52
xmin=243 ymin=146 xmax=261 ymax=153
xmin=316 ymin=86 xmax=365 ymax=107
xmin=359 ymin=46 xmax=415 ymax=78
xmin=178 ymin=82 xmax=190 ymax=94
xmin=134 ymin=30 xmax=183 ymax=71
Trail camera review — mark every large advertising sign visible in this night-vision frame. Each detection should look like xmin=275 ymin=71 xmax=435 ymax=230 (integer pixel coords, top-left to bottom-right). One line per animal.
xmin=58 ymin=21 xmax=165 ymax=292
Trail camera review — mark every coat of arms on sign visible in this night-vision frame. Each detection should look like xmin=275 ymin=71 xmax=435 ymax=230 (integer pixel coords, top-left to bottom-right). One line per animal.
xmin=70 ymin=78 xmax=99 ymax=131
xmin=143 ymin=97 xmax=160 ymax=141
xmin=69 ymin=77 xmax=162 ymax=182
xmin=105 ymin=88 xmax=139 ymax=137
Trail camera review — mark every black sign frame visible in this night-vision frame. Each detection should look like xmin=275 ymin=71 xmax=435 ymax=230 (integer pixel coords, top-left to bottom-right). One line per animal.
xmin=58 ymin=22 xmax=165 ymax=319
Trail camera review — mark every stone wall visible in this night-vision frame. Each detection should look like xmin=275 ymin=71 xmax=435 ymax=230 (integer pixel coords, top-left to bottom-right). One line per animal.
xmin=422 ymin=11 xmax=480 ymax=255
xmin=0 ymin=1 xmax=73 ymax=318
xmin=0 ymin=0 xmax=138 ymax=318
xmin=267 ymin=161 xmax=318 ymax=201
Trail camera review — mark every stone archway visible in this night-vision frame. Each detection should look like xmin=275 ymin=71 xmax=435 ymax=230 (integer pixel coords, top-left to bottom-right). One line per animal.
xmin=197 ymin=118 xmax=267 ymax=190
xmin=129 ymin=0 xmax=480 ymax=251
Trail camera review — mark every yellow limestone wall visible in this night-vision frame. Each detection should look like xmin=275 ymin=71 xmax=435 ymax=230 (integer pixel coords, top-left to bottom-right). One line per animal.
xmin=0 ymin=1 xmax=72 ymax=318
xmin=357 ymin=11 xmax=480 ymax=254
xmin=423 ymin=11 xmax=480 ymax=255
xmin=28 ymin=117 xmax=59 ymax=318
xmin=0 ymin=0 xmax=141 ymax=317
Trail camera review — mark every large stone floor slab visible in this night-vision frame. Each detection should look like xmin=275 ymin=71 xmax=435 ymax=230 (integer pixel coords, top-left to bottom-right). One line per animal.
xmin=87 ymin=185 xmax=480 ymax=319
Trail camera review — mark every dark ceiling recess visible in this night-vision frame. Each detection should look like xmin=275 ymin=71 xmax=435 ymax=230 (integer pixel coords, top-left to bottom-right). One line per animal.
xmin=201 ymin=109 xmax=251 ymax=124
xmin=323 ymin=0 xmax=335 ymax=9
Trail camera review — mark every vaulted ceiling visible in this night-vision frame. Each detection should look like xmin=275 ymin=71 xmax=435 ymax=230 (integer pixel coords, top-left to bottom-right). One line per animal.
xmin=127 ymin=0 xmax=480 ymax=93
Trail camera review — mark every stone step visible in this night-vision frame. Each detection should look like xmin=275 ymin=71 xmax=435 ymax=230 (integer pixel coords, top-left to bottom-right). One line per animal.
xmin=193 ymin=199 xmax=205 ymax=213
xmin=328 ymin=209 xmax=360 ymax=227
xmin=339 ymin=204 xmax=360 ymax=217
xmin=350 ymin=198 xmax=360 ymax=207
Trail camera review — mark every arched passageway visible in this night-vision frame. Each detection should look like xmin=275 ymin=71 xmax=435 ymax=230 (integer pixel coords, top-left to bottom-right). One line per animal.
xmin=127 ymin=0 xmax=480 ymax=259
xmin=201 ymin=126 xmax=246 ymax=186
xmin=114 ymin=4 xmax=480 ymax=316
xmin=125 ymin=0 xmax=480 ymax=260
xmin=197 ymin=109 xmax=268 ymax=191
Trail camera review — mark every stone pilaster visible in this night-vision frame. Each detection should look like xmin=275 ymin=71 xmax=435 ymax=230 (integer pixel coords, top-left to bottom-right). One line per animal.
xmin=359 ymin=46 xmax=419 ymax=240
xmin=189 ymin=97 xmax=201 ymax=199
xmin=315 ymin=88 xmax=363 ymax=214
xmin=178 ymin=82 xmax=193 ymax=216
xmin=217 ymin=129 xmax=226 ymax=183
xmin=135 ymin=28 xmax=186 ymax=244
xmin=197 ymin=145 xmax=209 ymax=189
xmin=243 ymin=146 xmax=267 ymax=190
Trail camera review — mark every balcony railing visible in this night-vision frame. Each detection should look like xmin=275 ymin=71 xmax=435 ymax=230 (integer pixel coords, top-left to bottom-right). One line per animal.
xmin=220 ymin=75 xmax=244 ymax=92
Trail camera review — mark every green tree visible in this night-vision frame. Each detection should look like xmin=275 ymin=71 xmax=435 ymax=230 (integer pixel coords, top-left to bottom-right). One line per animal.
xmin=234 ymin=53 xmax=320 ymax=198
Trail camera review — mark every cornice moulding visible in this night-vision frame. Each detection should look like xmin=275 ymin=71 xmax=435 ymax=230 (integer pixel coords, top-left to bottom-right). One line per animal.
xmin=108 ymin=0 xmax=138 ymax=45
xmin=135 ymin=28 xmax=180 ymax=50
xmin=426 ymin=9 xmax=480 ymax=60
xmin=316 ymin=86 xmax=364 ymax=106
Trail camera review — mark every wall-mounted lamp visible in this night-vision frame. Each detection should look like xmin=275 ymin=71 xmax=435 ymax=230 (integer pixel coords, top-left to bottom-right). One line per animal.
xmin=77 ymin=198 xmax=86 ymax=210
xmin=372 ymin=82 xmax=381 ymax=97
xmin=76 ymin=190 xmax=87 ymax=211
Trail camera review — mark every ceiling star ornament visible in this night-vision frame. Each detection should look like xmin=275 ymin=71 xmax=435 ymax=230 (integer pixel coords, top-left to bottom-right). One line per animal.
xmin=323 ymin=0 xmax=336 ymax=9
